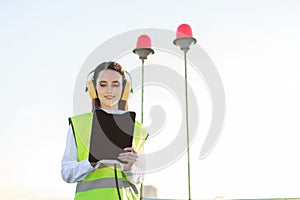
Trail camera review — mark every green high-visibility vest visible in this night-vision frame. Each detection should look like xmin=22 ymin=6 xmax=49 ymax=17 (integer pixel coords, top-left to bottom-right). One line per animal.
xmin=69 ymin=112 xmax=148 ymax=200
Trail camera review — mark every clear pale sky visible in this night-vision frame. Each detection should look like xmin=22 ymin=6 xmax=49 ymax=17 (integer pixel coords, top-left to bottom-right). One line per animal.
xmin=1 ymin=0 xmax=300 ymax=199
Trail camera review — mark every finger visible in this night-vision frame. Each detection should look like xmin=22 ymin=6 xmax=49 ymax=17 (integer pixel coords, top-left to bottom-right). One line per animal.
xmin=124 ymin=147 xmax=137 ymax=153
xmin=119 ymin=154 xmax=138 ymax=160
xmin=119 ymin=152 xmax=138 ymax=157
xmin=118 ymin=157 xmax=133 ymax=163
xmin=118 ymin=155 xmax=138 ymax=161
xmin=123 ymin=157 xmax=137 ymax=164
xmin=118 ymin=153 xmax=130 ymax=157
xmin=118 ymin=155 xmax=137 ymax=163
xmin=119 ymin=152 xmax=130 ymax=156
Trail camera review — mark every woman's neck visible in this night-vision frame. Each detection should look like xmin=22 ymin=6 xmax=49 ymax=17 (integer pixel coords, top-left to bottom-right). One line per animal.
xmin=100 ymin=108 xmax=126 ymax=114
xmin=100 ymin=104 xmax=118 ymax=110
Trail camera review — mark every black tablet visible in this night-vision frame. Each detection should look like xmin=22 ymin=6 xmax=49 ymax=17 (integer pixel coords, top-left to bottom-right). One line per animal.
xmin=88 ymin=109 xmax=136 ymax=164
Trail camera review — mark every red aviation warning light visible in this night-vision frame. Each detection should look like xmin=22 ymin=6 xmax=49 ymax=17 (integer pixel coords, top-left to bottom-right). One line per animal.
xmin=133 ymin=34 xmax=154 ymax=60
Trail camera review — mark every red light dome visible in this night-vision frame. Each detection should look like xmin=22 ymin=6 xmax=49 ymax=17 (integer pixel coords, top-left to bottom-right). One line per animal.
xmin=176 ymin=24 xmax=193 ymax=38
xmin=136 ymin=35 xmax=152 ymax=49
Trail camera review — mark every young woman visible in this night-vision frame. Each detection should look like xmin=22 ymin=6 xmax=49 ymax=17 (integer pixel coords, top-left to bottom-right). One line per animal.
xmin=61 ymin=61 xmax=148 ymax=200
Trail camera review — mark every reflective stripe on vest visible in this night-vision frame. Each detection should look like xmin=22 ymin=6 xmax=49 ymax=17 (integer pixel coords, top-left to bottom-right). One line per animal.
xmin=69 ymin=112 xmax=148 ymax=200
xmin=76 ymin=178 xmax=138 ymax=194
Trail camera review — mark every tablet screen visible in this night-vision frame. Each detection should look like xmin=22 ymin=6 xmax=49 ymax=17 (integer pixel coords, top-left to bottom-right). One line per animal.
xmin=89 ymin=109 xmax=136 ymax=164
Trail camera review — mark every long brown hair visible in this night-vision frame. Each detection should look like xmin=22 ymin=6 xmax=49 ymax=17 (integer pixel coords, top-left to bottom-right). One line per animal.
xmin=91 ymin=61 xmax=128 ymax=111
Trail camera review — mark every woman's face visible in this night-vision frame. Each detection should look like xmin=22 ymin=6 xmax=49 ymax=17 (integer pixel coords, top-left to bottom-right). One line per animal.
xmin=95 ymin=69 xmax=123 ymax=110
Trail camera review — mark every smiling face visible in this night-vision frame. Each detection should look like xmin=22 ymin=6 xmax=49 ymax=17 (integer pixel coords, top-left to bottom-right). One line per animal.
xmin=95 ymin=69 xmax=123 ymax=110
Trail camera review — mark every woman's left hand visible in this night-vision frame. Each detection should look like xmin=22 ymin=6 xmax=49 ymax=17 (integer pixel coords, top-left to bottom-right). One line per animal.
xmin=118 ymin=147 xmax=138 ymax=171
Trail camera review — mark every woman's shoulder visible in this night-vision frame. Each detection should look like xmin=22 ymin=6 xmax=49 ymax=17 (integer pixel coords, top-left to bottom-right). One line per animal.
xmin=68 ymin=112 xmax=93 ymax=120
xmin=134 ymin=120 xmax=143 ymax=127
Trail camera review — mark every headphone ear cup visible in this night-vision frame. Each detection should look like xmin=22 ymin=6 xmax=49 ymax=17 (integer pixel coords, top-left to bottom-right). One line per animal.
xmin=121 ymin=79 xmax=130 ymax=101
xmin=87 ymin=80 xmax=98 ymax=99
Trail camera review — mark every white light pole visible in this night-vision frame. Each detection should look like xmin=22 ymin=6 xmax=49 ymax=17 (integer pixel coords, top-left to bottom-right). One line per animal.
xmin=173 ymin=24 xmax=197 ymax=200
xmin=133 ymin=34 xmax=154 ymax=200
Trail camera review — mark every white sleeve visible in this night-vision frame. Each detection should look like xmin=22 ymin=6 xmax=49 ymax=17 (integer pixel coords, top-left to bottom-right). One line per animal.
xmin=61 ymin=125 xmax=96 ymax=183
xmin=121 ymin=146 xmax=145 ymax=185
